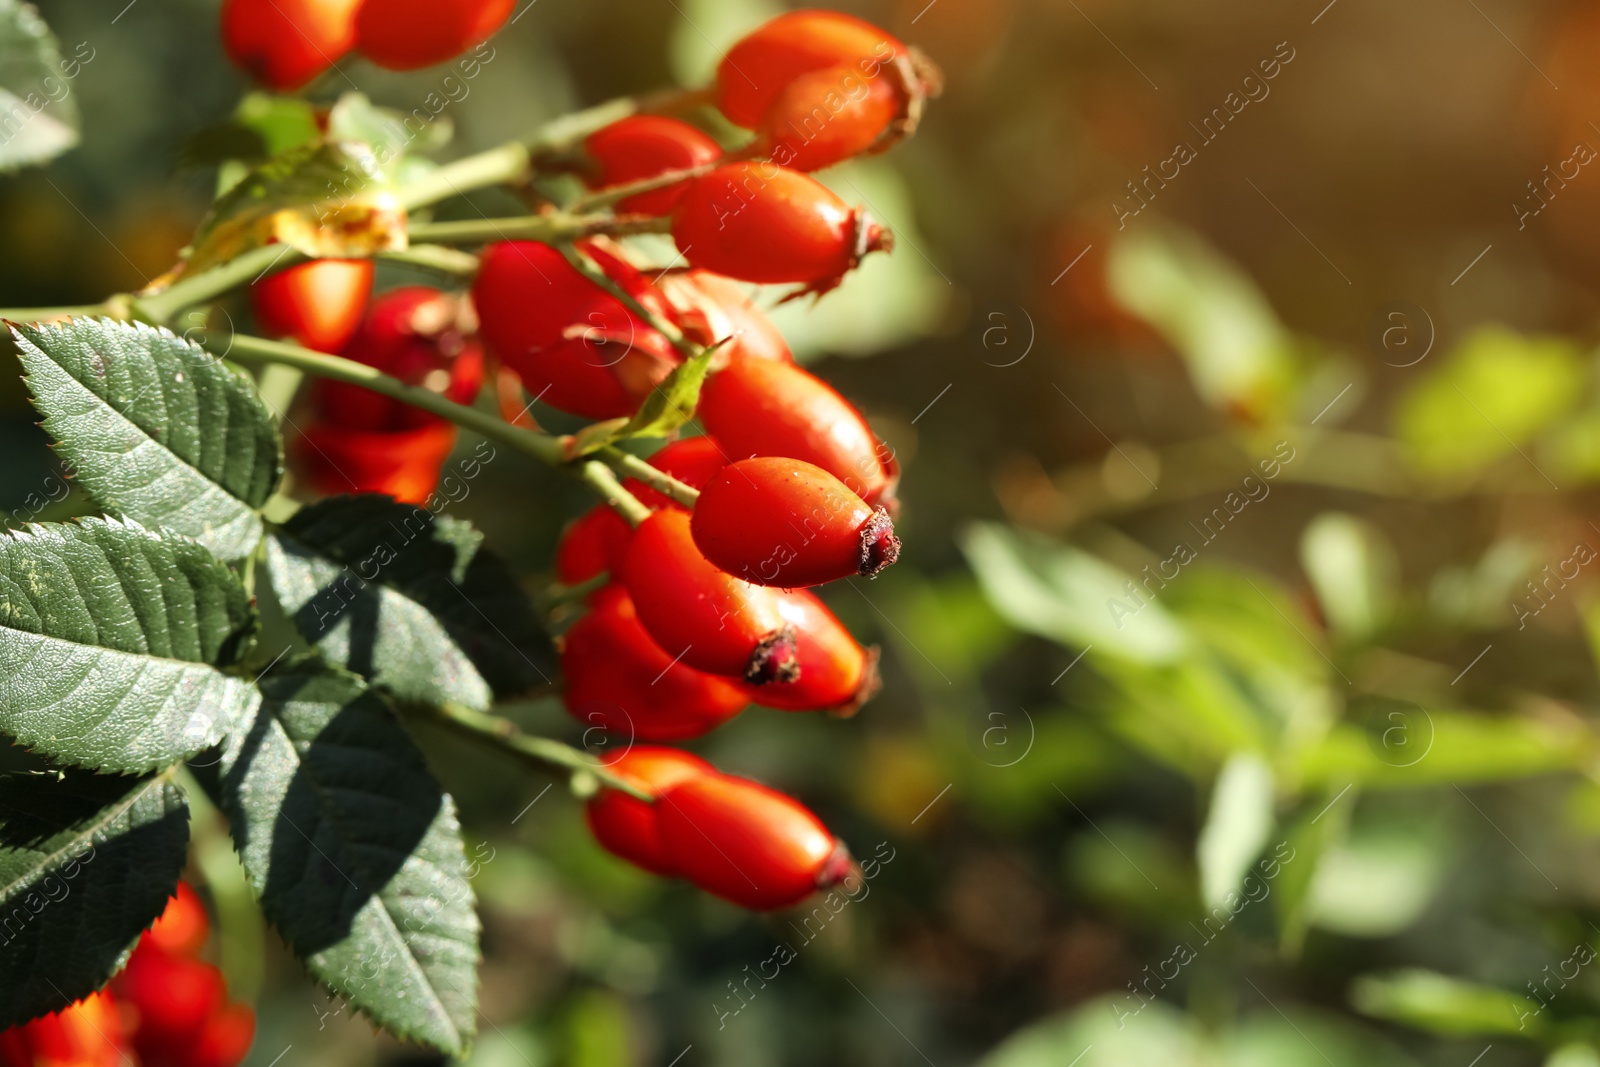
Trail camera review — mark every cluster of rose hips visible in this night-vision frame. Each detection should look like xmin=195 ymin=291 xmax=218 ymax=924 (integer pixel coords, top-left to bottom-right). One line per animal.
xmin=234 ymin=9 xmax=938 ymax=912
xmin=222 ymin=0 xmax=513 ymax=90
xmin=1 ymin=886 xmax=254 ymax=1067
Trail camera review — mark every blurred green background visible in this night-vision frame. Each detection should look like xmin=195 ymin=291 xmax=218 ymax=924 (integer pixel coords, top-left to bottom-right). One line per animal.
xmin=14 ymin=0 xmax=1600 ymax=1064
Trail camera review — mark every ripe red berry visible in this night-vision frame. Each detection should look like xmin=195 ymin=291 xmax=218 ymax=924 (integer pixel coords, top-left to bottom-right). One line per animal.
xmin=0 ymin=991 xmax=124 ymax=1067
xmin=583 ymin=116 xmax=722 ymax=217
xmin=697 ymin=355 xmax=896 ymax=505
xmin=474 ymin=240 xmax=681 ymax=419
xmin=585 ymin=746 xmax=713 ymax=876
xmin=563 ymin=585 xmax=748 ymax=741
xmin=691 ymin=457 xmax=899 ymax=587
xmin=555 ymin=504 xmax=634 ymax=588
xmin=622 ymin=508 xmax=799 ymax=683
xmin=310 ymin=286 xmax=484 ymax=432
xmin=656 ymin=771 xmax=851 ymax=910
xmin=658 ymin=270 xmax=793 ymax=366
xmin=355 ymin=0 xmax=512 ymax=71
xmin=251 ymin=259 xmax=373 ymax=354
xmin=625 ymin=435 xmax=728 ymax=510
xmin=714 ymin=10 xmax=907 ymax=129
xmin=115 ymin=949 xmax=225 ymax=1052
xmin=220 ymin=0 xmax=362 ymax=91
xmin=748 ymin=588 xmax=879 ymax=715
xmin=671 ymin=163 xmax=890 ymax=291
xmin=142 ymin=882 xmax=210 ymax=959
xmin=184 ymin=1002 xmax=256 ymax=1067
xmin=662 ymin=163 xmax=889 ymax=289
xmin=752 ymin=64 xmax=904 ymax=172
xmin=293 ymin=420 xmax=458 ymax=505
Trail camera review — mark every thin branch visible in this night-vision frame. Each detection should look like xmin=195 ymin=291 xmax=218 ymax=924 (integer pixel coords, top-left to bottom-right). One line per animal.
xmin=407 ymin=212 xmax=669 ymax=246
xmin=598 ymin=445 xmax=701 ymax=507
xmin=423 ymin=699 xmax=651 ymax=801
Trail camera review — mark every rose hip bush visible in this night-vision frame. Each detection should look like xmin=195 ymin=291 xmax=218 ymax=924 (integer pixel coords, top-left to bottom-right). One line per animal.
xmin=0 ymin=3 xmax=938 ymax=1061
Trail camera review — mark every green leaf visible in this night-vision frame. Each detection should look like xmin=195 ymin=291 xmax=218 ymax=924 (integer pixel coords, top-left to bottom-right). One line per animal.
xmin=567 ymin=349 xmax=716 ymax=456
xmin=215 ymin=662 xmax=478 ymax=1056
xmin=1197 ymin=753 xmax=1275 ymax=910
xmin=1300 ymin=513 xmax=1398 ymax=644
xmin=265 ymin=495 xmax=549 ymax=711
xmin=0 ymin=517 xmax=259 ymax=773
xmin=0 ymin=769 xmax=189 ymax=1027
xmin=1306 ymin=807 xmax=1449 ymax=938
xmin=977 ymin=999 xmax=1204 ymax=1067
xmin=12 ymin=318 xmax=284 ymax=561
xmin=959 ymin=522 xmax=1189 ymax=665
xmin=1351 ymin=969 xmax=1537 ymax=1038
xmin=183 ymin=141 xmax=404 ymax=274
xmin=0 ymin=1 xmax=81 ymax=173
xmin=1394 ymin=326 xmax=1584 ymax=481
xmin=328 ymin=91 xmax=453 ymax=173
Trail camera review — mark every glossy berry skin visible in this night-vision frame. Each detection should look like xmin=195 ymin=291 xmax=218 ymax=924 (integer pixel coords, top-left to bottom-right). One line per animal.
xmin=585 ymin=746 xmax=713 ymax=876
xmin=657 ymin=772 xmax=850 ymax=910
xmin=754 ymin=64 xmax=904 ymax=171
xmin=293 ymin=420 xmax=457 ymax=505
xmin=698 ymin=355 xmax=895 ymax=505
xmin=625 ymin=435 xmax=728 ymax=511
xmin=691 ymin=457 xmax=899 ymax=587
xmin=622 ymin=509 xmax=798 ymax=683
xmin=221 ymin=0 xmax=362 ymax=91
xmin=0 ymin=991 xmax=124 ymax=1067
xmin=715 ymin=10 xmax=906 ymax=129
xmin=115 ymin=949 xmax=225 ymax=1052
xmin=185 ymin=1003 xmax=257 ymax=1067
xmin=583 ymin=116 xmax=722 ymax=217
xmin=474 ymin=240 xmax=681 ymax=419
xmin=658 ymin=270 xmax=793 ymax=366
xmin=251 ymin=259 xmax=373 ymax=354
xmin=311 ymin=286 xmax=484 ymax=432
xmin=748 ymin=589 xmax=879 ymax=715
xmin=672 ymin=163 xmax=889 ymax=289
xmin=563 ymin=585 xmax=748 ymax=741
xmin=355 ymin=0 xmax=512 ymax=71
xmin=143 ymin=882 xmax=210 ymax=958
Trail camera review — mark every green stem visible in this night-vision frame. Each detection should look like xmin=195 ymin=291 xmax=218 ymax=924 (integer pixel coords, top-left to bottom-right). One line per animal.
xmin=598 ymin=445 xmax=701 ymax=507
xmin=561 ymin=244 xmax=696 ymax=359
xmin=393 ymin=141 xmax=534 ymax=212
xmin=579 ymin=459 xmax=653 ymax=526
xmin=567 ymin=159 xmax=722 ymax=214
xmin=0 ymin=301 xmax=122 ymax=323
xmin=543 ymin=571 xmax=610 ymax=608
xmin=221 ymin=333 xmax=565 ymax=463
xmin=137 ymin=244 xmax=297 ymax=324
xmin=407 ymin=212 xmax=669 ymax=246
xmin=379 ymin=244 xmax=482 ymax=278
xmin=425 ymin=699 xmax=650 ymax=801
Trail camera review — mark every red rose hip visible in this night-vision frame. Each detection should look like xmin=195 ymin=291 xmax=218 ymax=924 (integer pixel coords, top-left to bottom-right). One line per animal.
xmin=715 ymin=10 xmax=907 ymax=128
xmin=583 ymin=116 xmax=722 ymax=216
xmin=697 ymin=355 xmax=896 ymax=504
xmin=585 ymin=746 xmax=713 ymax=876
xmin=753 ymin=65 xmax=904 ymax=171
xmin=563 ymin=585 xmax=748 ymax=741
xmin=656 ymin=772 xmax=851 ymax=910
xmin=251 ymin=259 xmax=373 ymax=354
xmin=671 ymin=163 xmax=890 ymax=291
xmin=355 ymin=0 xmax=512 ymax=71
xmin=749 ymin=588 xmax=879 ymax=715
xmin=622 ymin=509 xmax=799 ymax=683
xmin=220 ymin=0 xmax=362 ymax=91
xmin=691 ymin=456 xmax=898 ymax=587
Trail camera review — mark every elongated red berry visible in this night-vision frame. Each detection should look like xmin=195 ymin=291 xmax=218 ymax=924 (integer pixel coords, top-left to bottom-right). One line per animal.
xmin=185 ymin=1002 xmax=257 ymax=1067
xmin=355 ymin=0 xmax=511 ymax=70
xmin=657 ymin=772 xmax=851 ymax=909
xmin=0 ymin=992 xmax=124 ymax=1067
xmin=252 ymin=259 xmax=373 ymax=354
xmin=115 ymin=949 xmax=225 ymax=1051
xmin=474 ymin=240 xmax=681 ymax=419
xmin=583 ymin=116 xmax=722 ymax=217
xmin=753 ymin=64 xmax=904 ymax=171
xmin=749 ymin=588 xmax=879 ymax=715
xmin=143 ymin=882 xmax=210 ymax=958
xmin=625 ymin=435 xmax=728 ymax=510
xmin=697 ymin=355 xmax=895 ymax=505
xmin=715 ymin=10 xmax=907 ymax=129
xmin=221 ymin=0 xmax=362 ymax=91
xmin=691 ymin=457 xmax=898 ymax=587
xmin=564 ymin=585 xmax=748 ymax=741
xmin=312 ymin=286 xmax=484 ymax=432
xmin=658 ymin=270 xmax=793 ymax=366
xmin=585 ymin=746 xmax=713 ymax=876
xmin=622 ymin=509 xmax=798 ymax=682
xmin=671 ymin=163 xmax=890 ymax=291
xmin=293 ymin=420 xmax=458 ymax=505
